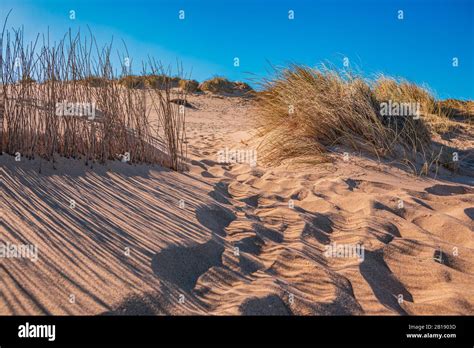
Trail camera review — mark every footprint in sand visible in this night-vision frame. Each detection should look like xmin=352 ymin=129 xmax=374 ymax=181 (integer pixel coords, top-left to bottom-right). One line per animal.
xmin=359 ymin=250 xmax=413 ymax=315
xmin=208 ymin=182 xmax=232 ymax=205
xmin=151 ymin=204 xmax=236 ymax=291
xmin=425 ymin=184 xmax=473 ymax=196
xmin=151 ymin=239 xmax=224 ymax=292
xmin=238 ymin=294 xmax=292 ymax=315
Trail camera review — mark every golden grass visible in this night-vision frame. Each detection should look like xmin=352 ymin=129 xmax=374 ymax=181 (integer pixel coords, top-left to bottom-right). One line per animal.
xmin=199 ymin=77 xmax=253 ymax=95
xmin=117 ymin=75 xmax=182 ymax=90
xmin=179 ymin=79 xmax=200 ymax=93
xmin=77 ymin=76 xmax=110 ymax=87
xmin=254 ymin=65 xmax=437 ymax=172
xmin=199 ymin=77 xmax=235 ymax=93
xmin=372 ymin=76 xmax=473 ymax=134
xmin=437 ymin=99 xmax=474 ymax=121
xmin=373 ymin=76 xmax=437 ymax=114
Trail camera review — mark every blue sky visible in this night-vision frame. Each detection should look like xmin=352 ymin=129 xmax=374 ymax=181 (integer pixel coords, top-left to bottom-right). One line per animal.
xmin=1 ymin=0 xmax=473 ymax=99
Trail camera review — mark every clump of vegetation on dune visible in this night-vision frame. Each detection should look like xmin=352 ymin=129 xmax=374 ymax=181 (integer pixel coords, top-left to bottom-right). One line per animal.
xmin=146 ymin=74 xmax=181 ymax=89
xmin=254 ymin=65 xmax=463 ymax=174
xmin=199 ymin=77 xmax=234 ymax=93
xmin=117 ymin=74 xmax=181 ymax=89
xmin=437 ymin=99 xmax=474 ymax=120
xmin=117 ymin=75 xmax=254 ymax=95
xmin=373 ymin=76 xmax=437 ymax=114
xmin=234 ymin=81 xmax=253 ymax=93
xmin=199 ymin=77 xmax=253 ymax=95
xmin=372 ymin=76 xmax=461 ymax=135
xmin=179 ymin=79 xmax=200 ymax=93
xmin=374 ymin=76 xmax=473 ymax=125
xmin=118 ymin=75 xmax=146 ymax=89
xmin=77 ymin=76 xmax=110 ymax=87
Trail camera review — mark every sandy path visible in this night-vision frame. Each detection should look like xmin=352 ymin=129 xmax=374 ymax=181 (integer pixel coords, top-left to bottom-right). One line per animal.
xmin=1 ymin=94 xmax=473 ymax=315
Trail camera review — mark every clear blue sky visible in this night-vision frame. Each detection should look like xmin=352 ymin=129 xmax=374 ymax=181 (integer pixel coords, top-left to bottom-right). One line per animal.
xmin=1 ymin=0 xmax=473 ymax=99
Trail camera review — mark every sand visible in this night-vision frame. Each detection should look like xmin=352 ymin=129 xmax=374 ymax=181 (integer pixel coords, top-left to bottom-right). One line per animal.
xmin=1 ymin=93 xmax=473 ymax=315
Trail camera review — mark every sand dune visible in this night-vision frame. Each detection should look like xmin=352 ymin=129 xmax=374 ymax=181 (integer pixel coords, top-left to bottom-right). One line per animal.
xmin=1 ymin=94 xmax=473 ymax=315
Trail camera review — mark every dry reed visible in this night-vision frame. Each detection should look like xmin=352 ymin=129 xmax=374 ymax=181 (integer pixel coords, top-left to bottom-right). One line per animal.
xmin=1 ymin=14 xmax=186 ymax=171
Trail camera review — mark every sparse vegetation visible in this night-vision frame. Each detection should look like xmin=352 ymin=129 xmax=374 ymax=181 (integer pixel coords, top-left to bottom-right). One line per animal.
xmin=118 ymin=75 xmax=147 ymax=89
xmin=77 ymin=76 xmax=110 ymax=87
xmin=146 ymin=74 xmax=181 ymax=89
xmin=234 ymin=81 xmax=253 ymax=93
xmin=179 ymin=79 xmax=200 ymax=93
xmin=437 ymin=99 xmax=474 ymax=120
xmin=0 ymin=14 xmax=187 ymax=170
xmin=117 ymin=74 xmax=182 ymax=90
xmin=199 ymin=77 xmax=253 ymax=96
xmin=200 ymin=77 xmax=234 ymax=93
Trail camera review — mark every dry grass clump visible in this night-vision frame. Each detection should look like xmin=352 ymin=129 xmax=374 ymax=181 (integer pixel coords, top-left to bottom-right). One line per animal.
xmin=117 ymin=75 xmax=181 ymax=90
xmin=77 ymin=76 xmax=110 ymax=87
xmin=373 ymin=77 xmax=437 ymax=115
xmin=199 ymin=77 xmax=253 ymax=96
xmin=374 ymin=77 xmax=473 ymax=134
xmin=234 ymin=81 xmax=253 ymax=92
xmin=146 ymin=75 xmax=181 ymax=89
xmin=255 ymin=65 xmax=435 ymax=171
xmin=179 ymin=79 xmax=200 ymax=93
xmin=1 ymin=15 xmax=187 ymax=171
xmin=372 ymin=77 xmax=432 ymax=153
xmin=437 ymin=99 xmax=474 ymax=120
xmin=118 ymin=75 xmax=146 ymax=89
xmin=199 ymin=77 xmax=235 ymax=93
